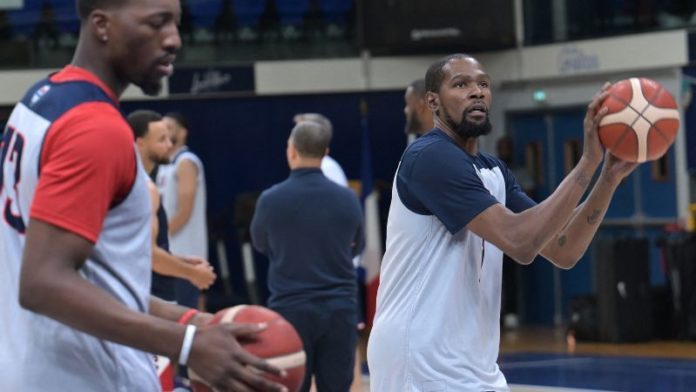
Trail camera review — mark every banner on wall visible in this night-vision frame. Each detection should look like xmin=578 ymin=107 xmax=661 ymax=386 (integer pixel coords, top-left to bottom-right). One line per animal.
xmin=168 ymin=66 xmax=255 ymax=95
xmin=0 ymin=0 xmax=22 ymax=10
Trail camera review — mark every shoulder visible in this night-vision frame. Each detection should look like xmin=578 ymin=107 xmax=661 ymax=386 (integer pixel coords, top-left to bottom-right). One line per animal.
xmin=399 ymin=132 xmax=477 ymax=182
xmin=258 ymin=180 xmax=290 ymax=204
xmin=321 ymin=156 xmax=348 ymax=186
xmin=321 ymin=155 xmax=340 ymax=167
xmin=321 ymin=155 xmax=344 ymax=173
xmin=477 ymin=151 xmax=506 ymax=170
xmin=46 ymin=102 xmax=132 ymax=155
xmin=175 ymin=149 xmax=203 ymax=165
xmin=22 ymin=68 xmax=117 ymax=124
xmin=332 ymin=181 xmax=360 ymax=200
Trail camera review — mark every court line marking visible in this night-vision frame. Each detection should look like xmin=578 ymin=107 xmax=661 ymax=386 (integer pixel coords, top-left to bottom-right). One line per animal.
xmin=511 ymin=385 xmax=617 ymax=392
xmin=502 ymin=357 xmax=596 ymax=369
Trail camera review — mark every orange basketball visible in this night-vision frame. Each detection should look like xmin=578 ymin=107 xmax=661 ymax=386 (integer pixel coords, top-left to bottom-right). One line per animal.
xmin=598 ymin=78 xmax=680 ymax=163
xmin=190 ymin=305 xmax=306 ymax=392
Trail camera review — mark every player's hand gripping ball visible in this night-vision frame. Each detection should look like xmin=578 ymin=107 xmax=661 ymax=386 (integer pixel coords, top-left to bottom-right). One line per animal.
xmin=598 ymin=78 xmax=680 ymax=163
xmin=190 ymin=305 xmax=306 ymax=392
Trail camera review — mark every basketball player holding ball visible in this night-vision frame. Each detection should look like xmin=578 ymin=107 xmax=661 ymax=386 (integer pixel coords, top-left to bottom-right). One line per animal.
xmin=367 ymin=54 xmax=642 ymax=391
xmin=0 ymin=0 xmax=286 ymax=391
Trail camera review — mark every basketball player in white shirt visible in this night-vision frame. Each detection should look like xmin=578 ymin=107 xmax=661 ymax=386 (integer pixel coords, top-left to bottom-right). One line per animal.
xmin=159 ymin=112 xmax=209 ymax=309
xmin=367 ymin=54 xmax=639 ymax=391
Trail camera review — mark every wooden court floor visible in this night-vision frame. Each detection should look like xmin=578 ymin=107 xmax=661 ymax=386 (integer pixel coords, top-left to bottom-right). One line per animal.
xmin=354 ymin=326 xmax=696 ymax=391
xmin=500 ymin=326 xmax=696 ymax=359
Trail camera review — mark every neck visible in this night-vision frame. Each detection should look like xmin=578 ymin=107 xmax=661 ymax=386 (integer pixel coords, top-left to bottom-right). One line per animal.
xmin=142 ymin=157 xmax=155 ymax=175
xmin=434 ymin=117 xmax=479 ymax=155
xmin=290 ymin=158 xmax=322 ymax=170
xmin=169 ymin=144 xmax=186 ymax=159
xmin=72 ymin=37 xmax=129 ymax=98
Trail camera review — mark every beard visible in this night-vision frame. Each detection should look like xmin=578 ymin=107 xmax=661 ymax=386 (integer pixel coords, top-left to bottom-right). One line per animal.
xmin=405 ymin=112 xmax=423 ymax=135
xmin=150 ymin=152 xmax=170 ymax=165
xmin=137 ymin=66 xmax=165 ymax=96
xmin=139 ymin=79 xmax=163 ymax=96
xmin=444 ymin=109 xmax=492 ymax=139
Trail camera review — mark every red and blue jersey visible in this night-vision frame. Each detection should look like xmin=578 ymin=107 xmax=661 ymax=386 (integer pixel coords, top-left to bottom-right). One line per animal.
xmin=0 ymin=66 xmax=157 ymax=391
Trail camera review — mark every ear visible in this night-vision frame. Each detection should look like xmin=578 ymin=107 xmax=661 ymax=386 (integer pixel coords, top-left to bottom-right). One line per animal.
xmin=287 ymin=141 xmax=297 ymax=160
xmin=89 ymin=10 xmax=110 ymax=43
xmin=426 ymin=91 xmax=439 ymax=112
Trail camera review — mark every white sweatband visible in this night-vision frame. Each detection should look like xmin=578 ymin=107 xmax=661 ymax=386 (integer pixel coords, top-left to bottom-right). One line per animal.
xmin=178 ymin=324 xmax=197 ymax=366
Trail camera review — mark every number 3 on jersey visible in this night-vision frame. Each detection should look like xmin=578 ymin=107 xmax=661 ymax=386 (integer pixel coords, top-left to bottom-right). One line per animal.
xmin=1 ymin=126 xmax=27 ymax=233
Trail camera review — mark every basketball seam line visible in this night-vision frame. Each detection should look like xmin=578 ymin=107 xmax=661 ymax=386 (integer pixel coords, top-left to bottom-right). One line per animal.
xmin=611 ymin=123 xmax=635 ymax=157
xmin=636 ymin=84 xmax=664 ymax=129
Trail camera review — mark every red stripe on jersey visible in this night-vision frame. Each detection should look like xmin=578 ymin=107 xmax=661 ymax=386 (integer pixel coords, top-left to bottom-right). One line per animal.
xmin=30 ymin=101 xmax=136 ymax=243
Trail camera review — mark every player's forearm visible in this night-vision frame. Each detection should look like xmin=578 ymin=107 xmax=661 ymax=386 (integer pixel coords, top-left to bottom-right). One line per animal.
xmin=150 ymin=296 xmax=190 ymax=321
xmin=21 ymin=268 xmax=185 ymax=360
xmin=150 ymin=297 xmax=213 ymax=326
xmin=513 ymin=157 xmax=599 ymax=259
xmin=152 ymin=246 xmax=196 ymax=279
xmin=542 ymin=169 xmax=620 ymax=268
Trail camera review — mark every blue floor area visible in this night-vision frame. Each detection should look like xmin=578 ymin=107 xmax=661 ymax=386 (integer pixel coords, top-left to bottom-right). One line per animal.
xmin=500 ymin=353 xmax=696 ymax=392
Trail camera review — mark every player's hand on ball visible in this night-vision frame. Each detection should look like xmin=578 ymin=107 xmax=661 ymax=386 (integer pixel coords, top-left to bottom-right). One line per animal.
xmin=597 ymin=78 xmax=680 ymax=163
xmin=601 ymin=151 xmax=639 ymax=185
xmin=187 ymin=323 xmax=288 ymax=392
xmin=583 ymin=82 xmax=612 ymax=165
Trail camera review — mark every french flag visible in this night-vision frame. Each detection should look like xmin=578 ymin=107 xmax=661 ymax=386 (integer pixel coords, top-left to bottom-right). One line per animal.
xmin=358 ymin=99 xmax=382 ymax=329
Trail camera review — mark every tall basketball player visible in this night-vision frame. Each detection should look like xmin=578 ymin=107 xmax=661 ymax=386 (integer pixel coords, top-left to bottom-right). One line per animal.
xmin=0 ymin=0 xmax=286 ymax=390
xmin=367 ymin=54 xmax=639 ymax=391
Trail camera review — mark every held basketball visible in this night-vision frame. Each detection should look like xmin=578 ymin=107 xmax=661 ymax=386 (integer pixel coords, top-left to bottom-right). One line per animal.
xmin=598 ymin=78 xmax=680 ymax=163
xmin=190 ymin=305 xmax=306 ymax=392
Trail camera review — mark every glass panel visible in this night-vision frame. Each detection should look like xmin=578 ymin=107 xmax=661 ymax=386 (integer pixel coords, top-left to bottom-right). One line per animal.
xmin=524 ymin=0 xmax=696 ymax=45
xmin=0 ymin=0 xmax=359 ymax=69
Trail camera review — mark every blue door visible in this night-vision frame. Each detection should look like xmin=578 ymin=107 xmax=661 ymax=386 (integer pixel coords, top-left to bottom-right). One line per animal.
xmin=507 ymin=106 xmax=679 ymax=326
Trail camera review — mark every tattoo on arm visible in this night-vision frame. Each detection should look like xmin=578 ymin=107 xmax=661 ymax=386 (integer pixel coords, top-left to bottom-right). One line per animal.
xmin=586 ymin=208 xmax=601 ymax=224
xmin=558 ymin=235 xmax=567 ymax=247
xmin=575 ymin=172 xmax=591 ymax=188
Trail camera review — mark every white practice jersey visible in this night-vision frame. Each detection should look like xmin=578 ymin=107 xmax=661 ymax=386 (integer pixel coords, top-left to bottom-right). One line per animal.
xmin=367 ymin=129 xmax=535 ymax=392
xmin=157 ymin=147 xmax=208 ymax=258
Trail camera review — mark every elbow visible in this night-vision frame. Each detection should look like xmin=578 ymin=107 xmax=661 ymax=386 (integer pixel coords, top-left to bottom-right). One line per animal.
xmin=511 ymin=251 xmax=536 ymax=266
xmin=18 ymin=278 xmax=49 ymax=313
xmin=505 ymin=243 xmax=537 ymax=266
xmin=553 ymin=254 xmax=582 ymax=270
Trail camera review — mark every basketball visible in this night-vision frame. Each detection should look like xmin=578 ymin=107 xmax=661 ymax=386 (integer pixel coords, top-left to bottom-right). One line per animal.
xmin=597 ymin=78 xmax=680 ymax=163
xmin=190 ymin=305 xmax=306 ymax=392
